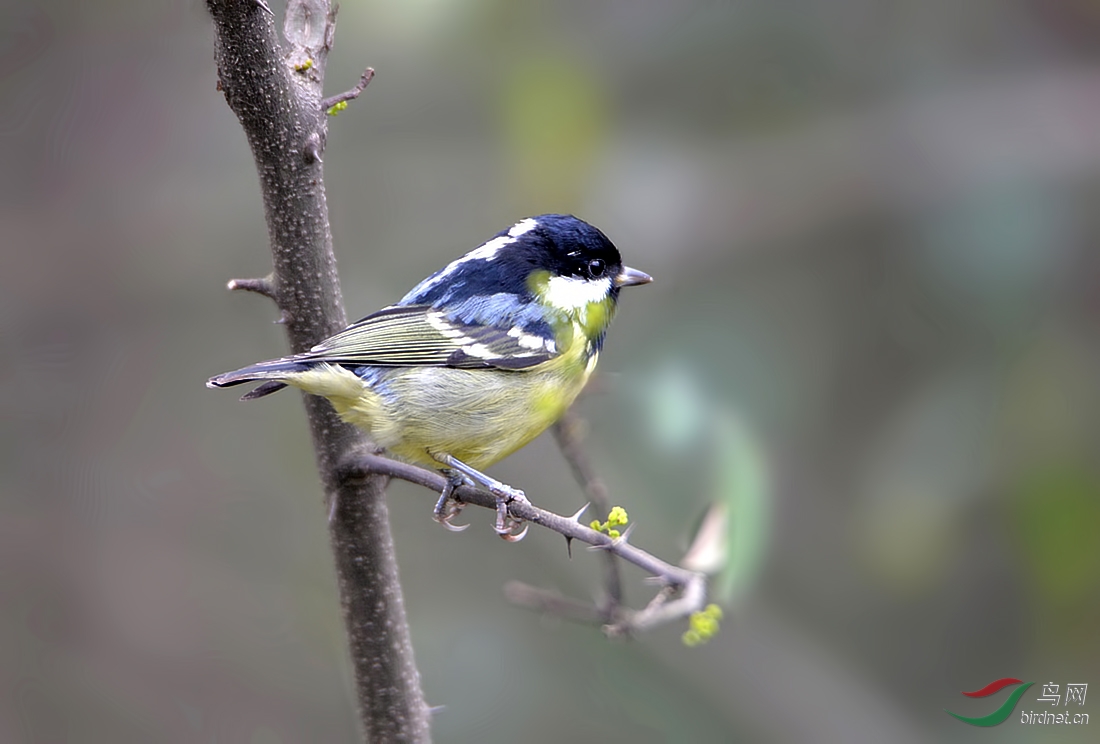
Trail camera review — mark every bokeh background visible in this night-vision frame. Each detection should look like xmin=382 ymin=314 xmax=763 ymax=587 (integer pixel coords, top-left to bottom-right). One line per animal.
xmin=2 ymin=0 xmax=1099 ymax=741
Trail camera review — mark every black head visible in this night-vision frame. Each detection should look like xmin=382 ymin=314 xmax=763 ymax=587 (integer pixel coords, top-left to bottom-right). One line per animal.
xmin=400 ymin=214 xmax=650 ymax=308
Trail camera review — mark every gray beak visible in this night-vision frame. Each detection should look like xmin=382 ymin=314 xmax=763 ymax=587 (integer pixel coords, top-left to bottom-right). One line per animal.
xmin=614 ymin=265 xmax=653 ymax=288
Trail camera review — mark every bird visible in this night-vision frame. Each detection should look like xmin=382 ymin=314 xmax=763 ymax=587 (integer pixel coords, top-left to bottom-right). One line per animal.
xmin=208 ymin=214 xmax=652 ymax=538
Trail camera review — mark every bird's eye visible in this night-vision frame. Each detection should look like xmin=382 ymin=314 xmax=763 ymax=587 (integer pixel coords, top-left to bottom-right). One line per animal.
xmin=586 ymin=258 xmax=606 ymax=279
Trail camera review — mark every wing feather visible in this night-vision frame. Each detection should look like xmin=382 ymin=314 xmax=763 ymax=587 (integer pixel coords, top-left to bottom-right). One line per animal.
xmin=303 ymin=305 xmax=556 ymax=370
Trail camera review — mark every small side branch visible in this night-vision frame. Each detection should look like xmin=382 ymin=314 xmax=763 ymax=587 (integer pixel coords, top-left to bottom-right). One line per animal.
xmin=503 ymin=582 xmax=607 ymax=626
xmin=607 ymin=578 xmax=706 ymax=637
xmin=322 ymin=68 xmax=375 ymax=112
xmin=227 ymin=275 xmax=277 ymax=300
xmin=340 ymin=452 xmax=708 ymax=637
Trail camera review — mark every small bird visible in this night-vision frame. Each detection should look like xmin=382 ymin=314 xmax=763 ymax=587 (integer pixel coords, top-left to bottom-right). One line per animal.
xmin=208 ymin=214 xmax=651 ymax=538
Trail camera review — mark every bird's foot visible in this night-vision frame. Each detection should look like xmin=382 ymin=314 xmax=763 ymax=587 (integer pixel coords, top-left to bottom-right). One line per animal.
xmin=433 ymin=453 xmax=529 ymax=541
xmin=432 ymin=474 xmax=469 ymax=532
xmin=490 ymin=483 xmax=529 ymax=542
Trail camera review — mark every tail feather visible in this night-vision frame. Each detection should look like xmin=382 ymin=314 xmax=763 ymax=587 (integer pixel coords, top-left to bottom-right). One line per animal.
xmin=207 ymin=358 xmax=313 ymax=399
xmin=239 ymin=380 xmax=289 ymax=400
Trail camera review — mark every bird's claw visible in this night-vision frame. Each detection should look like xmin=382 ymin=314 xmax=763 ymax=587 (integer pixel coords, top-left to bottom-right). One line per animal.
xmin=497 ymin=521 xmax=529 ymax=542
xmin=433 ymin=482 xmax=469 ymax=532
xmin=493 ymin=486 xmax=529 ymax=541
xmin=494 ymin=508 xmax=529 ymax=541
xmin=431 ymin=455 xmax=529 ymax=540
xmin=437 ymin=513 xmax=470 ymax=532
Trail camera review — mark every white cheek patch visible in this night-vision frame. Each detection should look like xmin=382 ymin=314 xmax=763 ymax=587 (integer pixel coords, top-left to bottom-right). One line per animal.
xmin=543 ymin=275 xmax=612 ymax=311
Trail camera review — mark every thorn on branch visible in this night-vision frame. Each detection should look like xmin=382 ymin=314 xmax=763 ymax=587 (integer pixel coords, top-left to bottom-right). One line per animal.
xmin=303 ymin=132 xmax=323 ymax=164
xmin=340 ymin=451 xmax=708 ymax=636
xmin=227 ymin=275 xmax=277 ymax=300
xmin=322 ymin=68 xmax=375 ymax=114
xmin=255 ymin=0 xmax=274 ymax=16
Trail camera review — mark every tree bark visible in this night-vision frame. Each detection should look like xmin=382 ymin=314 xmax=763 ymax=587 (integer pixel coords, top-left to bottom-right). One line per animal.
xmin=206 ymin=1 xmax=430 ymax=740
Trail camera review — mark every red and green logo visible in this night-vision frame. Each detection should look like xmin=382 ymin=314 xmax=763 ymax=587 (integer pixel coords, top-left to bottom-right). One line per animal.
xmin=946 ymin=678 xmax=1034 ymax=726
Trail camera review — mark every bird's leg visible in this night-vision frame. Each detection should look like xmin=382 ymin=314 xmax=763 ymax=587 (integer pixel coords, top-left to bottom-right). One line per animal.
xmin=432 ymin=470 xmax=470 ymax=532
xmin=432 ymin=453 xmax=529 ymax=541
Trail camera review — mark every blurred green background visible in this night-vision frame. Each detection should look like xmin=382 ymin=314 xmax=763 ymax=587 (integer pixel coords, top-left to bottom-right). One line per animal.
xmin=2 ymin=0 xmax=1099 ymax=741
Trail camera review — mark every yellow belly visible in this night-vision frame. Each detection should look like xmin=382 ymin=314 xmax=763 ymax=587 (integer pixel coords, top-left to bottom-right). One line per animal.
xmin=288 ymin=350 xmax=597 ymax=471
xmin=375 ymin=364 xmax=588 ymax=469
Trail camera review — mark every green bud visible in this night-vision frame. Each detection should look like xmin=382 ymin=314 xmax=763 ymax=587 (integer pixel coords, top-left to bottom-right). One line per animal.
xmin=608 ymin=506 xmax=629 ymax=526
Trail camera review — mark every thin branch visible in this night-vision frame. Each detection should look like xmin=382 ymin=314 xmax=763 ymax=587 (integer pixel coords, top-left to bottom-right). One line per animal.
xmin=340 ymin=453 xmax=708 ymax=636
xmin=552 ymin=407 xmax=624 ymax=615
xmin=553 ymin=409 xmax=612 ymax=514
xmin=607 ymin=579 xmax=707 ymax=637
xmin=321 ymin=68 xmax=375 ymax=112
xmin=502 ymin=582 xmax=607 ymax=626
xmin=227 ymin=275 xmax=277 ymax=300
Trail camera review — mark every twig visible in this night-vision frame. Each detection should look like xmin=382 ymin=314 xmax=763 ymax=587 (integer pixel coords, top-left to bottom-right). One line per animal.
xmin=321 ymin=68 xmax=375 ymax=112
xmin=607 ymin=580 xmax=706 ymax=637
xmin=227 ymin=275 xmax=277 ymax=300
xmin=502 ymin=582 xmax=607 ymax=626
xmin=553 ymin=408 xmax=624 ymax=615
xmin=340 ymin=452 xmax=708 ymax=637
